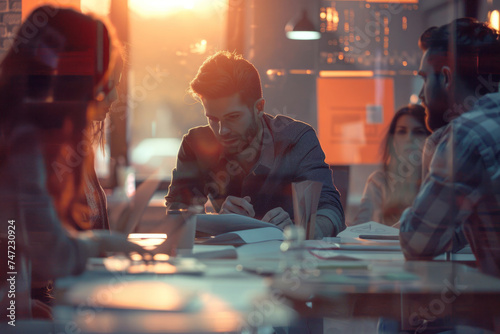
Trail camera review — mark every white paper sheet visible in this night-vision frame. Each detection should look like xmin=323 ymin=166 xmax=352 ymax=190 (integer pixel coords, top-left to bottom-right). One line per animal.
xmin=196 ymin=214 xmax=277 ymax=235
xmin=338 ymin=221 xmax=399 ymax=240
xmin=200 ymin=227 xmax=284 ymax=245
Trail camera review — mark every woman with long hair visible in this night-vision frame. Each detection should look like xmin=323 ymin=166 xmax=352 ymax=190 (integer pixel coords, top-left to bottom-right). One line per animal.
xmin=0 ymin=6 xmax=141 ymax=319
xmin=0 ymin=5 xmax=122 ymax=231
xmin=351 ymin=104 xmax=431 ymax=226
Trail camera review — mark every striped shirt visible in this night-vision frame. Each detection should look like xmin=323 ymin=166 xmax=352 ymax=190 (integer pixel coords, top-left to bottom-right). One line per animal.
xmin=400 ymin=92 xmax=500 ymax=276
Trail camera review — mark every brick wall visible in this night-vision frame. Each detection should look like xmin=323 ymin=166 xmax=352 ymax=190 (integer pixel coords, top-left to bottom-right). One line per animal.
xmin=0 ymin=0 xmax=21 ymax=58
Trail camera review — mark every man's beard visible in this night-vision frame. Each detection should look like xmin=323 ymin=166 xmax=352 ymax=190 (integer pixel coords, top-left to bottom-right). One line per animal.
xmin=224 ymin=114 xmax=260 ymax=155
xmin=425 ymin=107 xmax=449 ymax=133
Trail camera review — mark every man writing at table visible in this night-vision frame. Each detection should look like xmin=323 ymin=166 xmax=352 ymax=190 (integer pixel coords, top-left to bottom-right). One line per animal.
xmin=165 ymin=51 xmax=345 ymax=238
xmin=399 ymin=18 xmax=500 ymax=276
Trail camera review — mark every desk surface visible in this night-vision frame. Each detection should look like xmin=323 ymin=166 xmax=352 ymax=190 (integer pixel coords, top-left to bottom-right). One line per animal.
xmin=271 ymin=259 xmax=500 ymax=331
xmin=52 ymin=240 xmax=495 ymax=333
xmin=53 ymin=256 xmax=293 ymax=334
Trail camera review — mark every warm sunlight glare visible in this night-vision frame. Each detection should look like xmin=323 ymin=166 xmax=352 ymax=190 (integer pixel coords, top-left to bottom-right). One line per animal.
xmin=81 ymin=0 xmax=111 ymax=16
xmin=129 ymin=0 xmax=206 ymax=17
xmin=490 ymin=10 xmax=500 ymax=31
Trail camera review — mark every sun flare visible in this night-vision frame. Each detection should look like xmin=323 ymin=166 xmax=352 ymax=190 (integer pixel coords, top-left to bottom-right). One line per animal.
xmin=129 ymin=0 xmax=206 ymax=17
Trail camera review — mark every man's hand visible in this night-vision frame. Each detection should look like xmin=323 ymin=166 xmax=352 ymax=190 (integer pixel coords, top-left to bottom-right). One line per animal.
xmin=220 ymin=196 xmax=255 ymax=217
xmin=262 ymin=207 xmax=293 ymax=230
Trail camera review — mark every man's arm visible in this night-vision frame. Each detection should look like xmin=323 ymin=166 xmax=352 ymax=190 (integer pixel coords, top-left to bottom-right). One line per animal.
xmin=292 ymin=129 xmax=345 ymax=237
xmin=165 ymin=134 xmax=206 ymax=210
xmin=399 ymin=125 xmax=476 ymax=259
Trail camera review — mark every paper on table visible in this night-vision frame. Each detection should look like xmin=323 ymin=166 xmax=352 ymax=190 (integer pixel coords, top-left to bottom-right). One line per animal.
xmin=309 ymin=248 xmax=405 ymax=260
xmin=232 ymin=227 xmax=284 ymax=243
xmin=339 ymin=221 xmax=399 ymax=238
xmin=292 ymin=180 xmax=323 ymax=239
xmin=196 ymin=214 xmax=278 ymax=235
xmin=200 ymin=227 xmax=284 ymax=245
xmin=236 ymin=240 xmax=283 ymax=260
xmin=191 ymin=245 xmax=238 ymax=259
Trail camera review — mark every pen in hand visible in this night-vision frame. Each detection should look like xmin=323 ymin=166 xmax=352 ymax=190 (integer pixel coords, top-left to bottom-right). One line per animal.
xmin=219 ymin=195 xmax=254 ymax=217
xmin=207 ymin=193 xmax=221 ymax=213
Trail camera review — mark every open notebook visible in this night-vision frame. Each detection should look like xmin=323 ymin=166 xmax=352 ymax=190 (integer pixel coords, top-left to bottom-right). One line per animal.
xmin=195 ymin=214 xmax=284 ymax=245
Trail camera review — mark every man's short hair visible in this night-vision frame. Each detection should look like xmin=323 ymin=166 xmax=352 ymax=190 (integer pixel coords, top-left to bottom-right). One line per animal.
xmin=419 ymin=17 xmax=500 ymax=94
xmin=189 ymin=51 xmax=263 ymax=107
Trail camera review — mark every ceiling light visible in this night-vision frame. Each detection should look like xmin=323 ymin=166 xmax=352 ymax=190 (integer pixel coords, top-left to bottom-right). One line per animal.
xmin=285 ymin=10 xmax=321 ymax=40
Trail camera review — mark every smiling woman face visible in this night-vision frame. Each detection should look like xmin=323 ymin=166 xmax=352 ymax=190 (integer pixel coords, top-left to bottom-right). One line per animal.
xmin=202 ymin=93 xmax=262 ymax=155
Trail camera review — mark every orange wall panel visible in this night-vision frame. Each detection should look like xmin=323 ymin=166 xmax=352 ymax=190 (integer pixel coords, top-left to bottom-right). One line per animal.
xmin=22 ymin=0 xmax=81 ymax=20
xmin=317 ymin=77 xmax=394 ymax=165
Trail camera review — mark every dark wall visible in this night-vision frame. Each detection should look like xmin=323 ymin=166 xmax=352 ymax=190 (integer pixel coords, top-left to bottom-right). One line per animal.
xmin=245 ymin=0 xmax=427 ymax=130
xmin=246 ymin=0 xmax=320 ymax=128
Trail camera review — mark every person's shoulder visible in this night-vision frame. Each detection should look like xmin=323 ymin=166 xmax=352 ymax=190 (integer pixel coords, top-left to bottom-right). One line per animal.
xmin=456 ymin=93 xmax=500 ymax=123
xmin=181 ymin=125 xmax=220 ymax=156
xmin=264 ymin=113 xmax=315 ymax=139
xmin=367 ymin=169 xmax=386 ymax=187
xmin=266 ymin=113 xmax=313 ymax=129
xmin=184 ymin=124 xmax=214 ymax=138
xmin=428 ymin=125 xmax=447 ymax=143
xmin=6 ymin=124 xmax=42 ymax=153
xmin=183 ymin=124 xmax=217 ymax=145
xmin=451 ymin=93 xmax=500 ymax=144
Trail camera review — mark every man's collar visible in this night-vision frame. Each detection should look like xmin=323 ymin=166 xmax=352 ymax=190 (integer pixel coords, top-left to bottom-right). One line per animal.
xmin=255 ymin=116 xmax=274 ymax=171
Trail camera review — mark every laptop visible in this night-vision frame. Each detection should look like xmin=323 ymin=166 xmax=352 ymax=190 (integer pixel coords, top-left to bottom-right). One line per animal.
xmin=110 ymin=169 xmax=163 ymax=235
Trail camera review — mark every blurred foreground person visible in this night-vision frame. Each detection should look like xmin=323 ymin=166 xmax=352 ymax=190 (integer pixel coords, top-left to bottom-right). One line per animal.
xmin=400 ymin=18 xmax=500 ymax=277
xmin=0 ymin=6 xmax=143 ymax=320
xmin=352 ymin=104 xmax=430 ymax=226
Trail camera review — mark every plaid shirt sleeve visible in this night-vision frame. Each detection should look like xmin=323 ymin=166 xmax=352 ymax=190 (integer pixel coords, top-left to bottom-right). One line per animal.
xmin=399 ymin=122 xmax=479 ymax=259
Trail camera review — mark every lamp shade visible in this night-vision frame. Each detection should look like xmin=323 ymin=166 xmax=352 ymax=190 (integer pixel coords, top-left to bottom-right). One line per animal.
xmin=285 ymin=9 xmax=321 ymax=40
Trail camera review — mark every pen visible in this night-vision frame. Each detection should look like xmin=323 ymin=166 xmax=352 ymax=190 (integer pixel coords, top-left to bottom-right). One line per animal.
xmin=358 ymin=235 xmax=399 ymax=240
xmin=207 ymin=193 xmax=221 ymax=213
